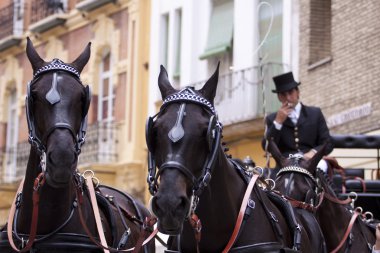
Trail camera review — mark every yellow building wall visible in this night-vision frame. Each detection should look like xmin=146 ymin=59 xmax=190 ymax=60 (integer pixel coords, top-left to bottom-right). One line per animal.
xmin=0 ymin=0 xmax=152 ymax=225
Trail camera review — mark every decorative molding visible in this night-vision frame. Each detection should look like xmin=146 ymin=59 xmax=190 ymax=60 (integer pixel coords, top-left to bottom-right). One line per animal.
xmin=307 ymin=56 xmax=332 ymax=71
xmin=327 ymin=103 xmax=372 ymax=128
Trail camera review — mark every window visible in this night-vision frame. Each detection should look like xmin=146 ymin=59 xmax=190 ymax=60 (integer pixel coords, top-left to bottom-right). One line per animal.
xmin=173 ymin=8 xmax=182 ymax=79
xmin=97 ymin=50 xmax=116 ymax=162
xmin=5 ymin=88 xmax=18 ymax=182
xmin=13 ymin=0 xmax=24 ymax=36
xmin=258 ymin=0 xmax=283 ymax=112
xmin=97 ymin=50 xmax=114 ymax=122
xmin=258 ymin=0 xmax=283 ymax=64
xmin=309 ymin=0 xmax=331 ymax=66
xmin=199 ymin=0 xmax=234 ymax=60
xmin=160 ymin=13 xmax=169 ymax=68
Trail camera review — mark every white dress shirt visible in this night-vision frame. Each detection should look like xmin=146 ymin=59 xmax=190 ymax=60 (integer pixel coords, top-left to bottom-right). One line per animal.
xmin=273 ymin=102 xmax=301 ymax=130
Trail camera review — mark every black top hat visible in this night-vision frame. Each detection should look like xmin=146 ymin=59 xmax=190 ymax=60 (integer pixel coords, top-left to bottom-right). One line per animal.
xmin=272 ymin=71 xmax=300 ymax=93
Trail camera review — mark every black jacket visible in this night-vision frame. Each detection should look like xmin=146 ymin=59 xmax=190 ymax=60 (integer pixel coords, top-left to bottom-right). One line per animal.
xmin=263 ymin=104 xmax=334 ymax=158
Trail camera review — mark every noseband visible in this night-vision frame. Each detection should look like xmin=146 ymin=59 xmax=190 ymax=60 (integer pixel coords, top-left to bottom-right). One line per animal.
xmin=277 ymin=155 xmax=322 ymax=208
xmin=26 ymin=58 xmax=91 ymax=154
xmin=146 ymin=87 xmax=222 ymax=212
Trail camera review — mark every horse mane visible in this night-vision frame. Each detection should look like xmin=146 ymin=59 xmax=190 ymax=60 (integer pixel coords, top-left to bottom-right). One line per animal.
xmin=315 ymin=169 xmax=338 ymax=197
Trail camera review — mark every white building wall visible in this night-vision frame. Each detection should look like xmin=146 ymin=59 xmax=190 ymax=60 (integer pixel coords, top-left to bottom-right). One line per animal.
xmin=149 ymin=0 xmax=300 ymax=124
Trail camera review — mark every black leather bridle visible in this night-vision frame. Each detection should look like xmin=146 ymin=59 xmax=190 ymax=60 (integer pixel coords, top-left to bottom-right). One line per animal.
xmin=145 ymin=87 xmax=222 ymax=213
xmin=26 ymin=58 xmax=91 ymax=155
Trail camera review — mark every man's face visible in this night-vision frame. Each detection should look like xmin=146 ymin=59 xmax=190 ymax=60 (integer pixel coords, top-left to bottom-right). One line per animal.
xmin=277 ymin=88 xmax=299 ymax=108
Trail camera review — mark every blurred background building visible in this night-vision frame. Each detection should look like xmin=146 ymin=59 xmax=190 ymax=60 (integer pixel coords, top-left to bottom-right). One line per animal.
xmin=1 ymin=0 xmax=380 ymax=227
xmin=0 ymin=0 xmax=151 ymax=224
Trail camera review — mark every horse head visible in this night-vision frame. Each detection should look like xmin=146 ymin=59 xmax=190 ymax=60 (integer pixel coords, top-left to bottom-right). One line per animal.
xmin=146 ymin=64 xmax=221 ymax=234
xmin=269 ymin=140 xmax=326 ymax=204
xmin=26 ymin=37 xmax=91 ymax=188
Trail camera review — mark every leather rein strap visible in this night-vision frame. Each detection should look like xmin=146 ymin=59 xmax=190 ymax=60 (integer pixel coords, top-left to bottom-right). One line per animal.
xmin=222 ymin=174 xmax=259 ymax=253
xmin=7 ymin=173 xmax=45 ymax=253
xmin=284 ymin=192 xmax=323 ymax=213
xmin=330 ymin=210 xmax=360 ymax=253
xmin=76 ymin=175 xmax=158 ymax=252
xmin=84 ymin=175 xmax=110 ymax=253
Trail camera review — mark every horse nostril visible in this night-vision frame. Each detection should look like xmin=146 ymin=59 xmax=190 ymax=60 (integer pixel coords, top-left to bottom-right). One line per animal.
xmin=151 ymin=196 xmax=162 ymax=217
xmin=179 ymin=196 xmax=189 ymax=212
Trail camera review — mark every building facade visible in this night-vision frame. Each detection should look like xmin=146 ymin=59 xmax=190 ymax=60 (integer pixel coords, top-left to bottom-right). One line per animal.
xmin=298 ymin=0 xmax=380 ymax=173
xmin=0 ymin=0 xmax=151 ymax=225
xmin=148 ymin=0 xmax=300 ymax=166
xmin=2 ymin=0 xmax=379 ymax=227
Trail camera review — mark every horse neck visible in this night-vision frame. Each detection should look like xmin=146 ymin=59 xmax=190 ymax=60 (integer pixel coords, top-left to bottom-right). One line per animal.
xmin=317 ymin=176 xmax=352 ymax=239
xmin=17 ymin=146 xmax=76 ymax=233
xmin=196 ymin=148 xmax=246 ymax=226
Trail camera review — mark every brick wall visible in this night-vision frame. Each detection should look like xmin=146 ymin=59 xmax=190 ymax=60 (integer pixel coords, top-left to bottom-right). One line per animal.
xmin=299 ymin=0 xmax=380 ymax=134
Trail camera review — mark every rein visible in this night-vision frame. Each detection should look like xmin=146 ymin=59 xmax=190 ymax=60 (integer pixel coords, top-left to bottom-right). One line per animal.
xmin=330 ymin=210 xmax=361 ymax=253
xmin=7 ymin=173 xmax=45 ymax=253
xmin=222 ymin=174 xmax=260 ymax=253
xmin=75 ymin=173 xmax=158 ymax=253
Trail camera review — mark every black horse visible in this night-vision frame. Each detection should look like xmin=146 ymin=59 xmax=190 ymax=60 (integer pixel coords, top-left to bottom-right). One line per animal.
xmin=145 ymin=64 xmax=324 ymax=252
xmin=0 ymin=38 xmax=155 ymax=253
xmin=269 ymin=141 xmax=376 ymax=253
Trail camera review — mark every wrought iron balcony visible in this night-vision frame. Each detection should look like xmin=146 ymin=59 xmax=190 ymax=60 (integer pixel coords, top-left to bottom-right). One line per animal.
xmin=76 ymin=0 xmax=116 ymax=12
xmin=190 ymin=63 xmax=283 ymax=126
xmin=79 ymin=121 xmax=119 ymax=165
xmin=29 ymin=0 xmax=68 ymax=33
xmin=0 ymin=143 xmax=28 ymax=184
xmin=0 ymin=1 xmax=24 ymax=51
xmin=0 ymin=121 xmax=118 ymax=183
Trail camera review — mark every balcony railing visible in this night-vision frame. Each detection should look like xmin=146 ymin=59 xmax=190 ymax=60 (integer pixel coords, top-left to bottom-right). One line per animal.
xmin=0 ymin=143 xmax=29 ymax=184
xmin=29 ymin=0 xmax=67 ymax=33
xmin=79 ymin=121 xmax=119 ymax=165
xmin=190 ymin=63 xmax=284 ymax=125
xmin=0 ymin=121 xmax=119 ymax=183
xmin=0 ymin=0 xmax=24 ymax=51
xmin=76 ymin=0 xmax=115 ymax=12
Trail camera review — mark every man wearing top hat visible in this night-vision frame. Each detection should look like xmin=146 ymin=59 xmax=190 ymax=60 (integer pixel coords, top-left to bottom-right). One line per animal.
xmin=263 ymin=71 xmax=334 ymax=173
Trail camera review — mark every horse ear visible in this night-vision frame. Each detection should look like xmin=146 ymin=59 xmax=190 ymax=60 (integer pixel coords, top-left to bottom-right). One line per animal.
xmin=307 ymin=144 xmax=327 ymax=173
xmin=267 ymin=140 xmax=286 ymax=167
xmin=71 ymin=42 xmax=91 ymax=74
xmin=26 ymin=37 xmax=45 ymax=71
xmin=199 ymin=62 xmax=220 ymax=103
xmin=158 ymin=65 xmax=176 ymax=99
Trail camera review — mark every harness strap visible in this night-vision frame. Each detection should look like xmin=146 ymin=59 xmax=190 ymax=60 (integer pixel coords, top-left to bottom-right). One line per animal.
xmin=7 ymin=179 xmax=24 ymax=252
xmin=324 ymin=192 xmax=352 ymax=205
xmin=132 ymin=217 xmax=158 ymax=253
xmin=84 ymin=175 xmax=110 ymax=253
xmin=76 ymin=179 xmax=158 ymax=252
xmin=7 ymin=173 xmax=45 ymax=253
xmin=330 ymin=211 xmax=360 ymax=253
xmin=255 ymin=187 xmax=286 ymax=247
xmin=281 ymin=190 xmax=326 ymax=214
xmin=188 ymin=213 xmax=202 ymax=253
xmin=222 ymin=174 xmax=259 ymax=253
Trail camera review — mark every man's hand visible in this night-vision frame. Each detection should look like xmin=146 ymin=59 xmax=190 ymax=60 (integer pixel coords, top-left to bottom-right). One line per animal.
xmin=303 ymin=150 xmax=316 ymax=160
xmin=275 ymin=102 xmax=293 ymax=124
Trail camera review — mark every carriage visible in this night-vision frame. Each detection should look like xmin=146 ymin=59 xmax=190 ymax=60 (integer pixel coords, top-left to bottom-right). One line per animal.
xmin=329 ymin=134 xmax=380 ymax=220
